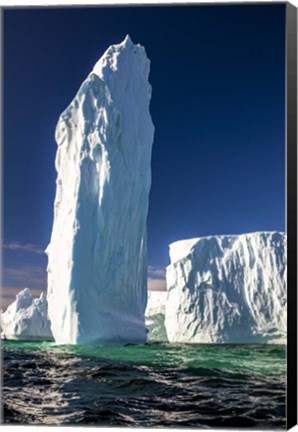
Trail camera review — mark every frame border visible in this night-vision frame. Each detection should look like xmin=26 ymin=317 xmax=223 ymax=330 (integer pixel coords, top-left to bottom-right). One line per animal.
xmin=286 ymin=1 xmax=297 ymax=430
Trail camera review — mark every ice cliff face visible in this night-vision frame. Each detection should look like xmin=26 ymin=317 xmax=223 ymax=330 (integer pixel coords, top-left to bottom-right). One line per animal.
xmin=165 ymin=232 xmax=286 ymax=344
xmin=46 ymin=36 xmax=154 ymax=345
xmin=0 ymin=288 xmax=53 ymax=341
xmin=145 ymin=291 xmax=168 ymax=342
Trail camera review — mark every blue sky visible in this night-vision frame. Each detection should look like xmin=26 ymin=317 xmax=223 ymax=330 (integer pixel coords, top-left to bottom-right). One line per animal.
xmin=2 ymin=4 xmax=286 ymax=307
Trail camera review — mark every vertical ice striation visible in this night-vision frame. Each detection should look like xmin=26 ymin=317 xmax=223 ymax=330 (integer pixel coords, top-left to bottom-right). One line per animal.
xmin=46 ymin=36 xmax=154 ymax=345
xmin=165 ymin=232 xmax=287 ymax=344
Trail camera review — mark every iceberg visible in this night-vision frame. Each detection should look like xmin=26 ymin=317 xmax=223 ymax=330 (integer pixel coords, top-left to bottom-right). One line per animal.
xmin=165 ymin=232 xmax=287 ymax=344
xmin=0 ymin=288 xmax=53 ymax=341
xmin=46 ymin=36 xmax=154 ymax=345
xmin=145 ymin=291 xmax=168 ymax=342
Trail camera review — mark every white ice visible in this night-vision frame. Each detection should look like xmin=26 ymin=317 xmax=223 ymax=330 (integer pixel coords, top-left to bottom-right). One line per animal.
xmin=0 ymin=288 xmax=53 ymax=341
xmin=46 ymin=35 xmax=154 ymax=345
xmin=165 ymin=232 xmax=286 ymax=344
xmin=145 ymin=291 xmax=168 ymax=342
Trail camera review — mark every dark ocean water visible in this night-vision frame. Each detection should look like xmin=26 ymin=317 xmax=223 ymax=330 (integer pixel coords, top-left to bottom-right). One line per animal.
xmin=2 ymin=341 xmax=286 ymax=428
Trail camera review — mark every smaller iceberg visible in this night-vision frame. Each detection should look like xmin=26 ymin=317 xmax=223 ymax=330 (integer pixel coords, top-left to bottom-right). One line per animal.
xmin=165 ymin=232 xmax=286 ymax=344
xmin=145 ymin=291 xmax=168 ymax=342
xmin=0 ymin=288 xmax=53 ymax=341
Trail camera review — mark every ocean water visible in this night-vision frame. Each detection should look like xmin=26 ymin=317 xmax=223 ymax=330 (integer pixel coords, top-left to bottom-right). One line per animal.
xmin=2 ymin=341 xmax=286 ymax=428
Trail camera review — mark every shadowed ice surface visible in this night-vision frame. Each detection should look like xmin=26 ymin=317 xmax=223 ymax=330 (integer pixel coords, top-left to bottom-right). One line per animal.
xmin=2 ymin=342 xmax=285 ymax=428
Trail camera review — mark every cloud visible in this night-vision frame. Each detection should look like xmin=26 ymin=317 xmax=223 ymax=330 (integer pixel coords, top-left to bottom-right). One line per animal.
xmin=148 ymin=265 xmax=166 ymax=279
xmin=0 ymin=263 xmax=167 ymax=308
xmin=147 ymin=266 xmax=167 ymax=291
xmin=3 ymin=241 xmax=45 ymax=255
xmin=0 ymin=296 xmax=15 ymax=311
xmin=148 ymin=278 xmax=167 ymax=291
xmin=0 ymin=286 xmax=45 ymax=311
xmin=2 ymin=265 xmax=47 ymax=289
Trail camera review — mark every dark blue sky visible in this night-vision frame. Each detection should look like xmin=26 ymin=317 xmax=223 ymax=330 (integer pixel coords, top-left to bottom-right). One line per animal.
xmin=3 ymin=4 xmax=286 ymax=301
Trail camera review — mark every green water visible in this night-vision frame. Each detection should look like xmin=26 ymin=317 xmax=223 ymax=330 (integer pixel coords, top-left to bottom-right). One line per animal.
xmin=2 ymin=342 xmax=286 ymax=427
xmin=3 ymin=340 xmax=286 ymax=376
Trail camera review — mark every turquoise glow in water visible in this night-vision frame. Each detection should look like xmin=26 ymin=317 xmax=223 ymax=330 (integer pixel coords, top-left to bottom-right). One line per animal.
xmin=3 ymin=340 xmax=286 ymax=375
xmin=2 ymin=341 xmax=286 ymax=427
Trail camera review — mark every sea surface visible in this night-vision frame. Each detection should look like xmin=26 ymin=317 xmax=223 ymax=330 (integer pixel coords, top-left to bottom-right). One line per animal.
xmin=2 ymin=341 xmax=286 ymax=428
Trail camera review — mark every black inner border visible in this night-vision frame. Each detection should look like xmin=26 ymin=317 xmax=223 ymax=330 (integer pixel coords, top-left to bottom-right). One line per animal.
xmin=286 ymin=2 xmax=297 ymax=430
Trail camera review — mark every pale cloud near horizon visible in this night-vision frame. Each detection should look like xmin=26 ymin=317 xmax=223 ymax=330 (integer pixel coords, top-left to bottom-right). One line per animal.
xmin=1 ymin=280 xmax=167 ymax=310
xmin=3 ymin=241 xmax=45 ymax=255
xmin=148 ymin=265 xmax=166 ymax=279
xmin=147 ymin=265 xmax=167 ymax=291
xmin=0 ymin=286 xmax=45 ymax=310
xmin=0 ymin=263 xmax=167 ymax=310
xmin=3 ymin=265 xmax=47 ymax=289
xmin=148 ymin=278 xmax=167 ymax=291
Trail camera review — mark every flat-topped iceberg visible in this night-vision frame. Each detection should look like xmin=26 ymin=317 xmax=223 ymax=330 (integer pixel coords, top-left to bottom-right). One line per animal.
xmin=145 ymin=291 xmax=168 ymax=342
xmin=165 ymin=232 xmax=286 ymax=344
xmin=46 ymin=35 xmax=154 ymax=345
xmin=0 ymin=288 xmax=53 ymax=341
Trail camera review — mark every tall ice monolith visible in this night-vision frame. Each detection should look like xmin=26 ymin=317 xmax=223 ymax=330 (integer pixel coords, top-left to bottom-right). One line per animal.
xmin=46 ymin=35 xmax=154 ymax=345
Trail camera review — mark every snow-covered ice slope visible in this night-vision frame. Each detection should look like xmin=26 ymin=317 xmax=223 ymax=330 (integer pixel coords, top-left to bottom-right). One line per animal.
xmin=145 ymin=291 xmax=168 ymax=342
xmin=165 ymin=232 xmax=286 ymax=344
xmin=46 ymin=36 xmax=154 ymax=345
xmin=0 ymin=288 xmax=53 ymax=341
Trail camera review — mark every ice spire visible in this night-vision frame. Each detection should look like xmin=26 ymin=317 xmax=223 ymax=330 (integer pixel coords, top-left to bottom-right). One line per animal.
xmin=46 ymin=36 xmax=154 ymax=345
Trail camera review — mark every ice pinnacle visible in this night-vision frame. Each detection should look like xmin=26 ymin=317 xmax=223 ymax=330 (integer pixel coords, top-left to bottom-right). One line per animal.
xmin=46 ymin=36 xmax=154 ymax=345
